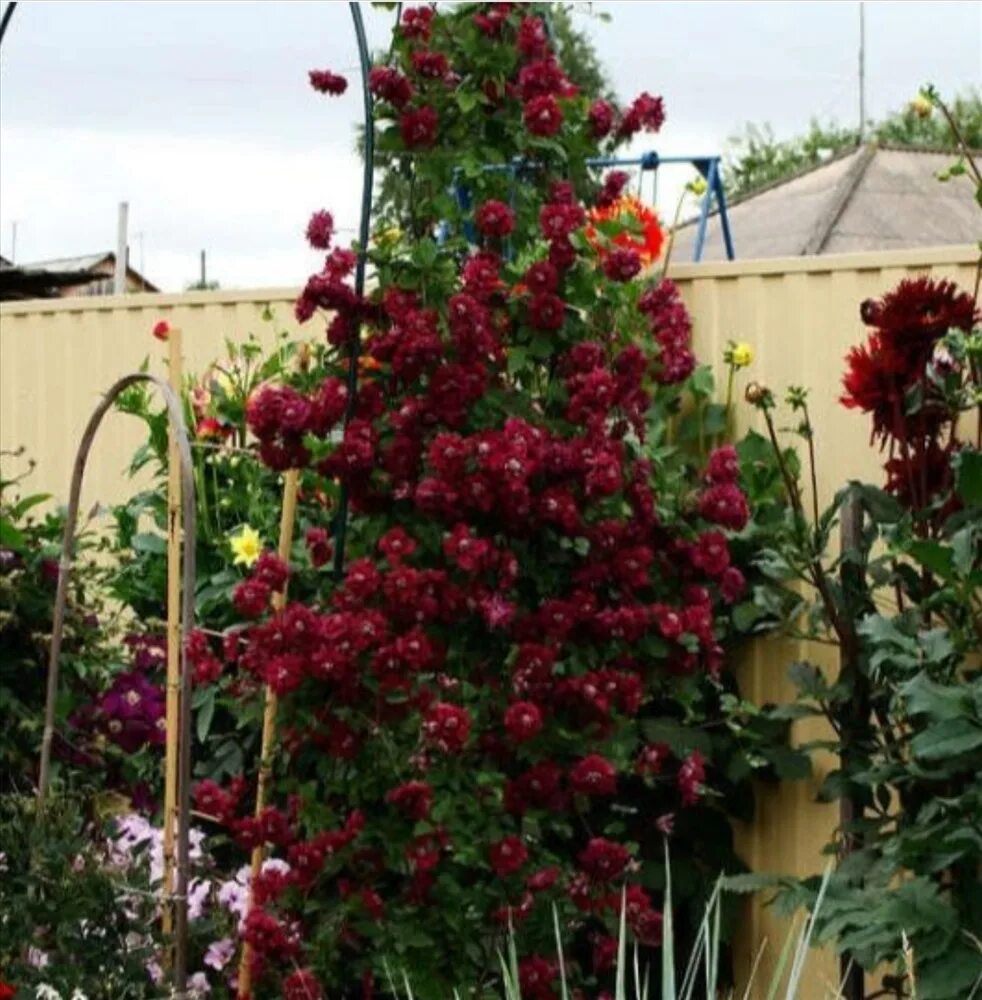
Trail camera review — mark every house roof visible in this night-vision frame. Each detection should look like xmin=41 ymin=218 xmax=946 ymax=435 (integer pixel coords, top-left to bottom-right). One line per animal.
xmin=672 ymin=144 xmax=980 ymax=262
xmin=18 ymin=252 xmax=115 ymax=273
xmin=0 ymin=251 xmax=159 ymax=300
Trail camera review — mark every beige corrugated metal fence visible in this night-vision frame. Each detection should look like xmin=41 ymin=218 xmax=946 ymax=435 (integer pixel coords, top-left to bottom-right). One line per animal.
xmin=1 ymin=245 xmax=977 ymax=997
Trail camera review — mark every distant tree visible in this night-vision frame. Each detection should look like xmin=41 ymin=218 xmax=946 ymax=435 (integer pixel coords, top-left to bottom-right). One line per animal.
xmin=186 ymin=279 xmax=220 ymax=291
xmin=724 ymin=88 xmax=982 ymax=200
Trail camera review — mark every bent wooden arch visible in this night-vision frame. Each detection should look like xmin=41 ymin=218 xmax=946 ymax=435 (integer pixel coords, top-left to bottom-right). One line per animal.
xmin=36 ymin=372 xmax=198 ymax=995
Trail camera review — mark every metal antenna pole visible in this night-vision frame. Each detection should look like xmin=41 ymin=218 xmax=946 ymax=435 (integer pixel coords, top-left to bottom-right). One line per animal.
xmin=858 ymin=1 xmax=866 ymax=142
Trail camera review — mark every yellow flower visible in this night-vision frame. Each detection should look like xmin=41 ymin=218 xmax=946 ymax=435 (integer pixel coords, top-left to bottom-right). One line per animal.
xmin=686 ymin=176 xmax=708 ymax=197
xmin=730 ymin=342 xmax=754 ymax=368
xmin=910 ymin=94 xmax=933 ymax=119
xmin=373 ymin=226 xmax=403 ymax=248
xmin=231 ymin=525 xmax=263 ymax=568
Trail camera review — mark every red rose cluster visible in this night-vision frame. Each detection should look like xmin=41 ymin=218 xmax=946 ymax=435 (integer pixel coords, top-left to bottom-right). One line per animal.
xmin=218 ymin=5 xmax=756 ymax=995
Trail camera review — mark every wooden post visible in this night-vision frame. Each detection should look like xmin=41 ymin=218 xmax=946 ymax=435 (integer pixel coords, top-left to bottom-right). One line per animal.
xmin=235 ymin=468 xmax=299 ymax=998
xmin=161 ymin=327 xmax=183 ymax=962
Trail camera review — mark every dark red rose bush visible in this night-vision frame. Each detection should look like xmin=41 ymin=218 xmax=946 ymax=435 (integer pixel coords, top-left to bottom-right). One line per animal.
xmin=192 ymin=5 xmax=790 ymax=996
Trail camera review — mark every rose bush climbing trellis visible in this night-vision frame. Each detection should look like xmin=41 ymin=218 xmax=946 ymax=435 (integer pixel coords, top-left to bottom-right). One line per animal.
xmin=176 ymin=4 xmax=799 ymax=997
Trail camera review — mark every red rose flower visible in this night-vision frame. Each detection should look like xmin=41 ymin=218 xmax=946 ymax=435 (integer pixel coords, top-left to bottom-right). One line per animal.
xmin=527 ymin=292 xmax=565 ymax=331
xmin=233 ymin=578 xmax=271 ymax=618
xmin=412 ymin=50 xmax=449 ymax=80
xmin=309 ymin=69 xmax=348 ymax=95
xmin=569 ymin=754 xmax=617 ymax=796
xmin=588 ymin=98 xmax=615 ymax=138
xmin=284 ymin=969 xmax=324 ymax=1000
xmin=401 ymin=5 xmax=435 ymax=41
xmin=691 ymin=531 xmax=730 ymax=577
xmin=698 ymin=482 xmax=750 ymax=531
xmin=369 ymin=66 xmax=414 ymax=108
xmin=602 ymin=246 xmax=642 ymax=282
xmin=579 ymin=837 xmax=631 ymax=882
xmin=386 ymin=780 xmax=433 ymax=821
xmin=678 ymin=750 xmax=706 ymax=805
xmin=305 ymin=527 xmax=333 ymax=568
xmin=305 ymin=209 xmax=334 ymax=250
xmin=524 ymin=94 xmax=563 ymax=137
xmin=422 ymin=701 xmax=471 ymax=753
xmin=504 ymin=701 xmax=543 ymax=743
xmin=489 ymin=834 xmax=528 ymax=876
xmin=401 ymin=105 xmax=439 ymax=147
xmin=475 ymin=199 xmax=515 ymax=238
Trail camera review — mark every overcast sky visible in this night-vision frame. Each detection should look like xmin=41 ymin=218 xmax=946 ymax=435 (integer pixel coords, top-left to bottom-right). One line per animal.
xmin=0 ymin=1 xmax=979 ymax=292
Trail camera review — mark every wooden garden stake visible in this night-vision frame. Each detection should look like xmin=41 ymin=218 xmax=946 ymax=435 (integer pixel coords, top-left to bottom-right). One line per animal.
xmin=162 ymin=326 xmax=183 ymax=959
xmin=236 ymin=467 xmax=299 ymax=998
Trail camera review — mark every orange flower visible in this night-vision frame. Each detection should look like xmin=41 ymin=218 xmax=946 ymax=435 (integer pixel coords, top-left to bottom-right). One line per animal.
xmin=359 ymin=354 xmax=383 ymax=374
xmin=586 ymin=195 xmax=665 ymax=267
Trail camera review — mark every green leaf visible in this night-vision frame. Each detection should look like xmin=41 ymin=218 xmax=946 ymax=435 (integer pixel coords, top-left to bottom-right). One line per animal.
xmin=900 ymin=673 xmax=972 ymax=722
xmin=196 ymin=689 xmax=216 ymax=744
xmin=910 ymin=718 xmax=982 ymax=761
xmin=0 ymin=517 xmax=27 ymax=551
xmin=9 ymin=493 xmax=51 ymax=520
xmin=719 ymin=872 xmax=784 ymax=894
xmin=954 ymin=449 xmax=982 ymax=505
xmin=131 ymin=532 xmax=167 ymax=555
xmin=765 ymin=746 xmax=813 ymax=780
xmin=907 ymin=540 xmax=955 ymax=580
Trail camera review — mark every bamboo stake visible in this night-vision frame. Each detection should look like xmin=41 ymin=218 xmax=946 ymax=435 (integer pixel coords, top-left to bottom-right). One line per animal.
xmin=161 ymin=327 xmax=183 ymax=963
xmin=235 ymin=467 xmax=299 ymax=999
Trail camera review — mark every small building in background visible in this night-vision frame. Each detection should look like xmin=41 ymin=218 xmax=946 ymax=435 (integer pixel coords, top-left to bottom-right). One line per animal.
xmin=0 ymin=251 xmax=158 ymax=301
xmin=673 ymin=144 xmax=979 ymax=261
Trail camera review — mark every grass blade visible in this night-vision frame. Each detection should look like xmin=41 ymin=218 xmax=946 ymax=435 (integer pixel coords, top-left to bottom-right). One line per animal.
xmin=662 ymin=839 xmax=676 ymax=1000
xmin=616 ymin=884 xmax=628 ymax=1000
xmin=784 ymin=862 xmax=833 ymax=999
xmin=553 ymin=904 xmax=570 ymax=1000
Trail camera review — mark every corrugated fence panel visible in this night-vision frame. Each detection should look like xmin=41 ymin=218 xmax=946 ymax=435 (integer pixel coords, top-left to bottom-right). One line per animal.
xmin=673 ymin=246 xmax=977 ymax=997
xmin=1 ymin=289 xmax=300 ymax=513
xmin=1 ymin=246 xmax=977 ymax=998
